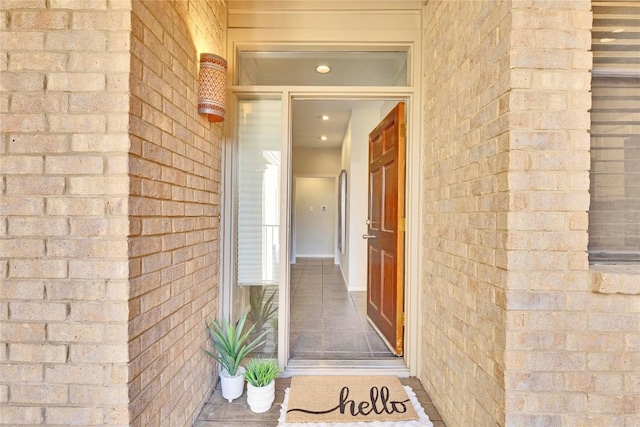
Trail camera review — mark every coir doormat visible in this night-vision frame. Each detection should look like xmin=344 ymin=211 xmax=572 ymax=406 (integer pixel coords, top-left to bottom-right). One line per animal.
xmin=283 ymin=376 xmax=421 ymax=424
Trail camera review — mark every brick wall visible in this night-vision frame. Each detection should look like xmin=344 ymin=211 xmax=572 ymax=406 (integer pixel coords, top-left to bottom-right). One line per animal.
xmin=128 ymin=1 xmax=225 ymax=426
xmin=421 ymin=1 xmax=512 ymax=425
xmin=422 ymin=1 xmax=639 ymax=426
xmin=504 ymin=2 xmax=639 ymax=425
xmin=1 ymin=0 xmax=225 ymax=425
xmin=1 ymin=0 xmax=132 ymax=425
xmin=504 ymin=2 xmax=593 ymax=424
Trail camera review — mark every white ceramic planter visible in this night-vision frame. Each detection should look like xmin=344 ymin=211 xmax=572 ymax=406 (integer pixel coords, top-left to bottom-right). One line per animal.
xmin=220 ymin=367 xmax=245 ymax=403
xmin=246 ymin=380 xmax=275 ymax=413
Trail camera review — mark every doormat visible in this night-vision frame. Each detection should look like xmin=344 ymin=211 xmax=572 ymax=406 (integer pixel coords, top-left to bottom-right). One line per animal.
xmin=279 ymin=376 xmax=433 ymax=426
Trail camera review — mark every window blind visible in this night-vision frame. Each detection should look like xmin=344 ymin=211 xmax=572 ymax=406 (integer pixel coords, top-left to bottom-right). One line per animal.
xmin=236 ymin=100 xmax=282 ymax=284
xmin=589 ymin=2 xmax=640 ymax=263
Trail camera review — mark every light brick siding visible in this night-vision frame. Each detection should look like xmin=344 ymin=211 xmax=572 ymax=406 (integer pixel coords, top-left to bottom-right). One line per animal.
xmin=0 ymin=1 xmax=132 ymax=425
xmin=3 ymin=1 xmax=638 ymax=426
xmin=422 ymin=1 xmax=639 ymax=426
xmin=1 ymin=0 xmax=225 ymax=425
xmin=421 ymin=1 xmax=512 ymax=425
xmin=127 ymin=1 xmax=225 ymax=426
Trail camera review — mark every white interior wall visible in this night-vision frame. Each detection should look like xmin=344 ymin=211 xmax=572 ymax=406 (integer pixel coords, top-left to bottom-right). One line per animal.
xmin=342 ymin=108 xmax=382 ymax=291
xmin=295 ymin=177 xmax=336 ymax=257
xmin=291 ymin=147 xmax=342 ymax=261
xmin=292 ymin=147 xmax=342 ymax=175
xmin=339 ymin=120 xmax=352 ymax=283
xmin=381 ymin=100 xmax=398 ymax=119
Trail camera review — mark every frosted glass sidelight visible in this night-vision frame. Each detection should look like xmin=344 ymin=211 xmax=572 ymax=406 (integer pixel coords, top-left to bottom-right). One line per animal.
xmin=236 ymin=99 xmax=283 ymax=285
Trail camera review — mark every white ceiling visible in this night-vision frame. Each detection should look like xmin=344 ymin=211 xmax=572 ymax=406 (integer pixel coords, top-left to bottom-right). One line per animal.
xmin=292 ymin=99 xmax=385 ymax=148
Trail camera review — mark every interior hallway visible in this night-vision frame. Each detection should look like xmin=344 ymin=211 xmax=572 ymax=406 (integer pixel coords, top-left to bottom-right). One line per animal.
xmin=289 ymin=258 xmax=395 ymax=359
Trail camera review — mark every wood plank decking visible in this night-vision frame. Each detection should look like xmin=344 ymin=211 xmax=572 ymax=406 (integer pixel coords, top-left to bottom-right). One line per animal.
xmin=195 ymin=377 xmax=446 ymax=427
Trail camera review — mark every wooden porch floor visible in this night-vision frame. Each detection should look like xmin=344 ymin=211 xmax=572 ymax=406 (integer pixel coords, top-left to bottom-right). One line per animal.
xmin=194 ymin=377 xmax=446 ymax=427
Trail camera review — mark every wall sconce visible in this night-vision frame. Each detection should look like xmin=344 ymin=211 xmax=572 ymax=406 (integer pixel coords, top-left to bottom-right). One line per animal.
xmin=198 ymin=53 xmax=227 ymax=122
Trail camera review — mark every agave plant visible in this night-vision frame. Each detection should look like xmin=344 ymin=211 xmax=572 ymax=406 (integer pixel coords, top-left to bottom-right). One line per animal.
xmin=204 ymin=309 xmax=268 ymax=377
xmin=243 ymin=358 xmax=280 ymax=387
xmin=248 ymin=287 xmax=278 ymax=331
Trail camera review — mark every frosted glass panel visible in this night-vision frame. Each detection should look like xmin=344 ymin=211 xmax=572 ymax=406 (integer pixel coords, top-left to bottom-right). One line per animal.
xmin=235 ymin=99 xmax=282 ymax=358
xmin=236 ymin=99 xmax=282 ymax=285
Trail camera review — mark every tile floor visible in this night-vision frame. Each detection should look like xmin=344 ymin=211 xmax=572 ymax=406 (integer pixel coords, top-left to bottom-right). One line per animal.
xmin=290 ymin=258 xmax=395 ymax=360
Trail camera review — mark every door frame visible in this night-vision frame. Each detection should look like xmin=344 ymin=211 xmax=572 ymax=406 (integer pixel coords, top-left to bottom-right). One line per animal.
xmin=220 ymin=48 xmax=423 ymax=377
xmin=222 ymin=89 xmax=423 ymax=376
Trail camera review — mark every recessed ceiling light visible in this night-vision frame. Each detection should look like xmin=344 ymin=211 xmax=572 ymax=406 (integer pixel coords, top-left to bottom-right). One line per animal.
xmin=316 ymin=65 xmax=331 ymax=74
xmin=320 ymin=135 xmax=328 ymax=141
xmin=612 ymin=28 xmax=625 ymax=33
xmin=600 ymin=38 xmax=616 ymax=43
xmin=317 ymin=115 xmax=330 ymax=121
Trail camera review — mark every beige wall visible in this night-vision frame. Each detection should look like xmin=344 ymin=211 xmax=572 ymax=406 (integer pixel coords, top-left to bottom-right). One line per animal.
xmin=422 ymin=1 xmax=639 ymax=426
xmin=294 ymin=177 xmax=336 ymax=257
xmin=128 ymin=1 xmax=226 ymax=426
xmin=0 ymin=1 xmax=226 ymax=426
xmin=0 ymin=1 xmax=132 ymax=424
xmin=292 ymin=147 xmax=341 ymax=259
xmin=292 ymin=147 xmax=341 ymax=176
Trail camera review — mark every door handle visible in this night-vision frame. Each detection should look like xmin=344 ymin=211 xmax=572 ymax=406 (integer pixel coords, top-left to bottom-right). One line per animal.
xmin=362 ymin=234 xmax=377 ymax=239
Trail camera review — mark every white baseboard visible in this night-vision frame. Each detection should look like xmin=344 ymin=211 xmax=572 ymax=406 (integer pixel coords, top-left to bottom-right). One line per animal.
xmin=339 ymin=263 xmax=348 ymax=284
xmin=338 ymin=264 xmax=365 ymax=291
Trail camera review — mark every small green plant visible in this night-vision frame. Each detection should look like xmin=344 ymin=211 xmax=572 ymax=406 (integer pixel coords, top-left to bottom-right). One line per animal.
xmin=204 ymin=309 xmax=267 ymax=377
xmin=248 ymin=287 xmax=277 ymax=331
xmin=244 ymin=358 xmax=280 ymax=387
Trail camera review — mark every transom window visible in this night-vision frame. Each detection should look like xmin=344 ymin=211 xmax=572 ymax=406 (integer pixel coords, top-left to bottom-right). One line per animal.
xmin=237 ymin=50 xmax=409 ymax=86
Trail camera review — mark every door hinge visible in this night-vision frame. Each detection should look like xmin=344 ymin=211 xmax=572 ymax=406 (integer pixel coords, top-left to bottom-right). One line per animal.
xmin=399 ymin=123 xmax=407 ymax=138
xmin=399 ymin=217 xmax=406 ymax=232
xmin=399 ymin=312 xmax=405 ymax=326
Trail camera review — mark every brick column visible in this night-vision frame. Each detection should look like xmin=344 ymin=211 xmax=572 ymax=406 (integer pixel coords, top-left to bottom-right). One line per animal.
xmin=503 ymin=2 xmax=593 ymax=424
xmin=1 ymin=1 xmax=132 ymax=425
xmin=1 ymin=1 xmax=226 ymax=426
xmin=505 ymin=2 xmax=639 ymax=425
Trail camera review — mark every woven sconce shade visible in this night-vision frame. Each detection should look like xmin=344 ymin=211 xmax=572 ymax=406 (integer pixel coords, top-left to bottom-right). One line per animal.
xmin=198 ymin=53 xmax=227 ymax=122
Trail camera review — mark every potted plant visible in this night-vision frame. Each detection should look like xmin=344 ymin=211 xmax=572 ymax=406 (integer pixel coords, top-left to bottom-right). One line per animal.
xmin=244 ymin=358 xmax=280 ymax=413
xmin=248 ymin=287 xmax=277 ymax=332
xmin=204 ymin=309 xmax=267 ymax=402
xmin=247 ymin=287 xmax=278 ymax=354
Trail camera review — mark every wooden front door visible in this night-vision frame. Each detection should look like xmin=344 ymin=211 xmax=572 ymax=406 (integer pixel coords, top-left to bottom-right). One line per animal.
xmin=365 ymin=102 xmax=406 ymax=356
